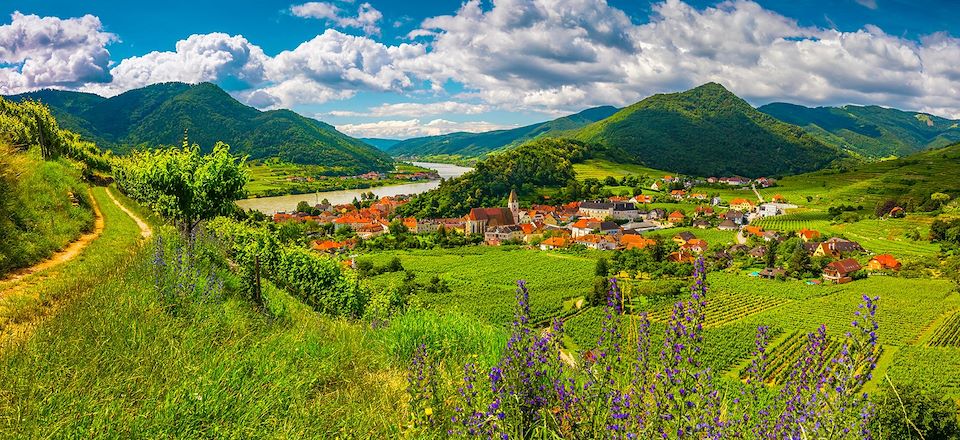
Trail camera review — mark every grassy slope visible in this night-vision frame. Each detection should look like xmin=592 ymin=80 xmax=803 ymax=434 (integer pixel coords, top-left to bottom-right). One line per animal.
xmin=0 ymin=148 xmax=95 ymax=276
xmin=0 ymin=194 xmax=410 ymax=437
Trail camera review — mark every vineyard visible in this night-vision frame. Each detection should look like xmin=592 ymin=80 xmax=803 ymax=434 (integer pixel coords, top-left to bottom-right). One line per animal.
xmin=645 ymin=291 xmax=791 ymax=328
xmin=363 ymin=247 xmax=595 ymax=325
xmin=928 ymin=311 xmax=960 ymax=347
xmin=751 ymin=210 xmax=832 ymax=233
xmin=741 ymin=277 xmax=960 ymax=346
xmin=886 ymin=346 xmax=960 ymax=397
xmin=751 ymin=212 xmax=939 ymax=258
xmin=738 ymin=331 xmax=884 ymax=386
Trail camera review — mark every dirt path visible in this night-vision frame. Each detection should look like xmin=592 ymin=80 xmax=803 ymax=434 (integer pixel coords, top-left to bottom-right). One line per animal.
xmin=0 ymin=188 xmax=105 ymax=286
xmin=105 ymin=187 xmax=153 ymax=239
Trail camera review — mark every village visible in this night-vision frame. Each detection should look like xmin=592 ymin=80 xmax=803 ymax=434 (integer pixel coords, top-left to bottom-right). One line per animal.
xmin=270 ymin=173 xmax=903 ymax=285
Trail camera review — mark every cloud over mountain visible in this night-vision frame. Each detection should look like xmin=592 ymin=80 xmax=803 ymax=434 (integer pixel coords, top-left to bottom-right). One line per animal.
xmin=4 ymin=0 xmax=960 ymax=124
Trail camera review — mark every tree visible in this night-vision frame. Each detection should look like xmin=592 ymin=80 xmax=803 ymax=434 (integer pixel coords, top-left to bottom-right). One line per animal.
xmin=765 ymin=241 xmax=779 ymax=268
xmin=595 ymin=257 xmax=609 ymax=277
xmin=931 ymin=192 xmax=952 ymax=208
xmin=296 ymin=200 xmax=312 ymax=213
xmin=388 ymin=218 xmax=409 ymax=235
xmin=116 ymin=141 xmax=247 ymax=235
xmin=787 ymin=241 xmax=811 ymax=276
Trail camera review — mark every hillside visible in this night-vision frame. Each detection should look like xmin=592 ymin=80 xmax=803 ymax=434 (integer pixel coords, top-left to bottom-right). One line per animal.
xmin=759 ymin=102 xmax=960 ymax=158
xmin=387 ymin=106 xmax=618 ymax=158
xmin=769 ymin=141 xmax=960 ymax=210
xmin=573 ymin=83 xmax=846 ymax=178
xmin=6 ymin=83 xmax=393 ymax=172
xmin=360 ymin=138 xmax=401 ymax=150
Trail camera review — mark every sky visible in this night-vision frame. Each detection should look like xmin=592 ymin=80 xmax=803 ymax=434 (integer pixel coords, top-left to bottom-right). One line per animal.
xmin=2 ymin=0 xmax=960 ymax=139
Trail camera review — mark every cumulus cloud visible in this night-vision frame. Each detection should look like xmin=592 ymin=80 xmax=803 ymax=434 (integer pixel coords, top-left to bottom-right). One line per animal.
xmin=247 ymin=29 xmax=423 ymax=108
xmin=88 ymin=33 xmax=269 ymax=96
xmin=327 ymin=101 xmax=490 ymax=117
xmin=403 ymin=0 xmax=960 ymax=117
xmin=0 ymin=12 xmax=116 ymax=94
xmin=336 ymin=118 xmax=515 ymax=139
xmin=291 ymin=2 xmax=383 ymax=35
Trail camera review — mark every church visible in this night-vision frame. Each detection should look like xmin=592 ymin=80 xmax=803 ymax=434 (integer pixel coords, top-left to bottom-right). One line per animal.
xmin=463 ymin=190 xmax=520 ymax=235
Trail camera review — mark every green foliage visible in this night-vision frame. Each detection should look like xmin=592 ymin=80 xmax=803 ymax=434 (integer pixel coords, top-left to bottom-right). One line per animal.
xmin=394 ymin=138 xmax=589 ymax=218
xmin=375 ymin=308 xmax=507 ymax=368
xmin=870 ymin=382 xmax=960 ymax=439
xmin=760 ymin=102 xmax=960 ymax=158
xmin=8 ymin=83 xmax=393 ymax=171
xmin=574 ymin=82 xmax=846 ymax=177
xmin=206 ymin=217 xmax=369 ymax=318
xmin=115 ymin=142 xmax=247 ymax=232
xmin=388 ymin=106 xmax=618 ymax=158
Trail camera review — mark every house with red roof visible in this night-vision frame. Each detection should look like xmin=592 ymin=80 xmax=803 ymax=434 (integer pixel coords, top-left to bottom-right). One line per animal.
xmin=868 ymin=254 xmax=901 ymax=271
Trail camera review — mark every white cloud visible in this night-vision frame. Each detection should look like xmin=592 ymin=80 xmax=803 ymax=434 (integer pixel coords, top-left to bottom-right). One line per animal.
xmin=0 ymin=12 xmax=116 ymax=94
xmin=247 ymin=29 xmax=423 ymax=108
xmin=336 ymin=118 xmax=515 ymax=139
xmin=291 ymin=2 xmax=383 ymax=35
xmin=399 ymin=0 xmax=960 ymax=118
xmin=327 ymin=101 xmax=490 ymax=117
xmin=855 ymin=0 xmax=878 ymax=10
xmin=87 ymin=33 xmax=269 ymax=96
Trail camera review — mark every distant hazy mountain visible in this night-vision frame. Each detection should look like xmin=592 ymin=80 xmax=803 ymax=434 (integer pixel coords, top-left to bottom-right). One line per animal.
xmin=387 ymin=105 xmax=619 ymax=157
xmin=6 ymin=82 xmax=393 ymax=172
xmin=758 ymin=102 xmax=960 ymax=158
xmin=360 ymin=138 xmax=402 ymax=150
xmin=572 ymin=83 xmax=846 ymax=177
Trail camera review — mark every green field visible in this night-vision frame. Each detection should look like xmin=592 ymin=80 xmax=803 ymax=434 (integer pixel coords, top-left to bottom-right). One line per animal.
xmin=573 ymin=159 xmax=670 ymax=181
xmin=363 ymin=247 xmax=597 ymax=326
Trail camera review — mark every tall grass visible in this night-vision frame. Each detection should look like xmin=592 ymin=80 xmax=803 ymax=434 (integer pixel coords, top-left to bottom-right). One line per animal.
xmin=376 ymin=308 xmax=508 ymax=368
xmin=0 ymin=146 xmax=94 ymax=276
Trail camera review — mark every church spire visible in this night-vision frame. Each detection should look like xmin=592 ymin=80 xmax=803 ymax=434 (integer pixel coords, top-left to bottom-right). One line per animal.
xmin=508 ymin=189 xmax=519 ymax=223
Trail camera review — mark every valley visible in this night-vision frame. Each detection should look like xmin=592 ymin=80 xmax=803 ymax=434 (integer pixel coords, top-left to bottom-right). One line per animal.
xmin=3 ymin=80 xmax=960 ymax=438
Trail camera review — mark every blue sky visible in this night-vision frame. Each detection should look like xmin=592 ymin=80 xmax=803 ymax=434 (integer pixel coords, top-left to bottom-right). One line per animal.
xmin=2 ymin=0 xmax=960 ymax=139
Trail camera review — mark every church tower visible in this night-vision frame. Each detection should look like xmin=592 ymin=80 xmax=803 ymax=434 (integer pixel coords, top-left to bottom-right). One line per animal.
xmin=508 ymin=189 xmax=519 ymax=223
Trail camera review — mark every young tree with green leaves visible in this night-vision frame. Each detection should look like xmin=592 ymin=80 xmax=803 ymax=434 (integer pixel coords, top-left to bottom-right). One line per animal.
xmin=117 ymin=140 xmax=248 ymax=235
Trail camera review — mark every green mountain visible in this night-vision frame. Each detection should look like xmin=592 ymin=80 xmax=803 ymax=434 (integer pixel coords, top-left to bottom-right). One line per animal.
xmin=758 ymin=102 xmax=960 ymax=158
xmin=6 ymin=83 xmax=393 ymax=172
xmin=571 ymin=83 xmax=847 ymax=178
xmin=387 ymin=105 xmax=619 ymax=157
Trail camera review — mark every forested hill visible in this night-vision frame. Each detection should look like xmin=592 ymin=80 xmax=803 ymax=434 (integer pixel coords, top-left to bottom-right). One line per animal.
xmin=387 ymin=105 xmax=619 ymax=158
xmin=6 ymin=83 xmax=393 ymax=172
xmin=759 ymin=102 xmax=960 ymax=158
xmin=572 ymin=83 xmax=847 ymax=178
xmin=393 ymin=138 xmax=599 ymax=219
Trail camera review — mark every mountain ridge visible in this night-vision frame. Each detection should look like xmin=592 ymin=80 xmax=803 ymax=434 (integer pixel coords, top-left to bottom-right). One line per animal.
xmin=758 ymin=102 xmax=960 ymax=158
xmin=6 ymin=82 xmax=393 ymax=172
xmin=387 ymin=105 xmax=619 ymax=157
xmin=572 ymin=82 xmax=847 ymax=177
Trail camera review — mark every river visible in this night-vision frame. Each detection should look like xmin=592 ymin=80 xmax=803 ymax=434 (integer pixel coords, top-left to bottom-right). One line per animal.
xmin=235 ymin=162 xmax=473 ymax=214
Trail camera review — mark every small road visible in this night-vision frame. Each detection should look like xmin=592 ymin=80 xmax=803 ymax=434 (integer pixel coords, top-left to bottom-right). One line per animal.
xmin=105 ymin=187 xmax=153 ymax=239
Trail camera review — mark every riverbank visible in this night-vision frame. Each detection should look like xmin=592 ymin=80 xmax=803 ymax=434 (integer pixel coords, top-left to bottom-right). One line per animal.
xmin=237 ymin=162 xmax=472 ymax=214
xmin=244 ymin=161 xmax=437 ymax=198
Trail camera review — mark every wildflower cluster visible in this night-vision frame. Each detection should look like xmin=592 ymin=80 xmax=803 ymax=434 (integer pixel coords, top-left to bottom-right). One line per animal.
xmin=152 ymin=232 xmax=223 ymax=314
xmin=407 ymin=257 xmax=881 ymax=439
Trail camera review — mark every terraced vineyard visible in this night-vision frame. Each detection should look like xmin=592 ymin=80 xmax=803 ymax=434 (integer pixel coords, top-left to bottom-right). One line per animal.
xmin=741 ymin=331 xmax=884 ymax=386
xmin=825 ymin=217 xmax=939 ymax=258
xmin=646 ymin=291 xmax=791 ymax=328
xmin=744 ymin=277 xmax=960 ymax=346
xmin=751 ymin=210 xmax=832 ymax=233
xmin=928 ymin=311 xmax=960 ymax=347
